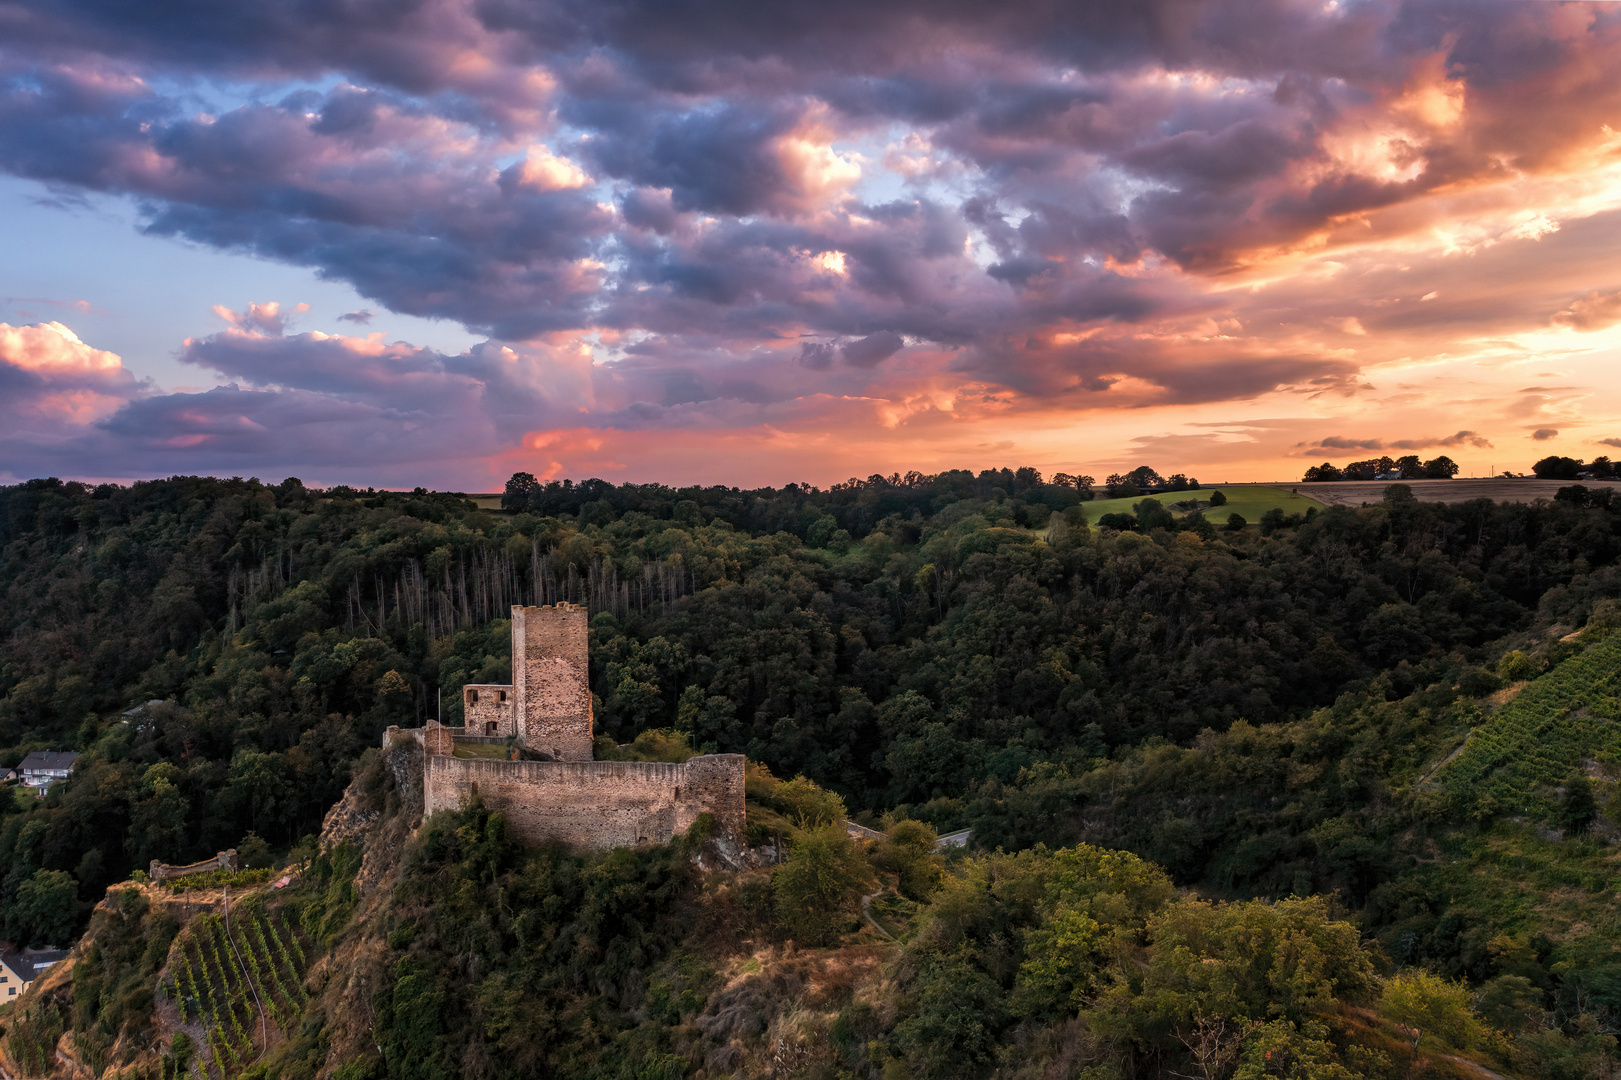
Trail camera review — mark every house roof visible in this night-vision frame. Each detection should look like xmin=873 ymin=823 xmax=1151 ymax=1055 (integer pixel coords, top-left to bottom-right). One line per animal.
xmin=24 ymin=948 xmax=68 ymax=971
xmin=0 ymin=948 xmax=31 ymax=980
xmin=18 ymin=751 xmax=78 ymax=772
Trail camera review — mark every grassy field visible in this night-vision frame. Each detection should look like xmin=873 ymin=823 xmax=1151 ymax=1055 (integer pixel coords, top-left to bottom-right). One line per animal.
xmin=1076 ymin=484 xmax=1326 ymax=525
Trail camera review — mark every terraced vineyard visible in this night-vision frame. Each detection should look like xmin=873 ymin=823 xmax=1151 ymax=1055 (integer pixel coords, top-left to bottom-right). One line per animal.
xmin=162 ymin=903 xmax=311 ymax=1079
xmin=1439 ymin=630 xmax=1621 ymax=813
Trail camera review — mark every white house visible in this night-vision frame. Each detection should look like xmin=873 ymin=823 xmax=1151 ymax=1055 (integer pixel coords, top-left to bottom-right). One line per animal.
xmin=0 ymin=947 xmax=67 ymax=998
xmin=18 ymin=751 xmax=78 ymax=789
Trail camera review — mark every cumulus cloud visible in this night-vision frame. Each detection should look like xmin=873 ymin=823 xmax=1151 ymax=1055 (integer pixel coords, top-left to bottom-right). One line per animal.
xmin=0 ymin=321 xmax=142 ymax=432
xmin=841 ymin=331 xmax=905 ymax=369
xmin=1533 ymin=428 xmax=1559 ymax=441
xmin=212 ymin=302 xmax=307 ymax=335
xmin=3 ymin=0 xmax=1621 ymax=481
xmin=0 ymin=317 xmax=604 ymax=484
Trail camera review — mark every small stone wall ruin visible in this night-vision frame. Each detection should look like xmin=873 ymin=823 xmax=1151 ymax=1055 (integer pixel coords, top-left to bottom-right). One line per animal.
xmin=150 ymin=849 xmax=239 ymax=882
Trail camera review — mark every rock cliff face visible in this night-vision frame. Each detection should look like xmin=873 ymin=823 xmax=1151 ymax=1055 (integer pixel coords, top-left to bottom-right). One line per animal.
xmin=0 ymin=738 xmax=789 ymax=1080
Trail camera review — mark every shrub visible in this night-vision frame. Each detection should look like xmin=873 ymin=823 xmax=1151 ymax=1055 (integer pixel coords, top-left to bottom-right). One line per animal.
xmin=237 ymin=832 xmax=273 ymax=870
xmin=1559 ymin=772 xmax=1597 ymax=834
xmin=1133 ymin=499 xmax=1175 ymax=532
xmin=1498 ymin=649 xmax=1539 ymax=681
xmin=1379 ymin=970 xmax=1488 ymax=1051
xmin=773 ymin=822 xmax=874 ymax=945
xmin=872 ymin=820 xmax=945 ymax=901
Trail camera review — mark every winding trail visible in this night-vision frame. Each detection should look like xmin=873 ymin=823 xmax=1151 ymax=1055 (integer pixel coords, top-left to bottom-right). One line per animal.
xmin=860 ymin=893 xmax=896 ymax=941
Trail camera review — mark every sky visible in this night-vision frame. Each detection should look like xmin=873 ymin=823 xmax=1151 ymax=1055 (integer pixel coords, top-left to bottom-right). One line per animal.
xmin=3 ymin=0 xmax=1621 ymax=490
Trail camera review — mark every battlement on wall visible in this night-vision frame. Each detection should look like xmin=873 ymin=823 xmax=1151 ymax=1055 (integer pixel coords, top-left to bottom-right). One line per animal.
xmin=423 ymin=753 xmax=746 ymax=850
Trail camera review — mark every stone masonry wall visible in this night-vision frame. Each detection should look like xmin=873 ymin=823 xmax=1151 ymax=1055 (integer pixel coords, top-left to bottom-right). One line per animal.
xmin=422 ymin=720 xmax=456 ymax=757
xmin=511 ymin=603 xmax=593 ymax=761
xmin=150 ymin=849 xmax=239 ymax=882
xmin=424 ymin=753 xmax=746 ymax=850
xmin=463 ymin=683 xmax=515 ymax=737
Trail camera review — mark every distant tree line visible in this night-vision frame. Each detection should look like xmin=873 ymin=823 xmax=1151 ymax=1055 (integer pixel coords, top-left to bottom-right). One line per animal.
xmin=501 ymin=464 xmax=1201 ymax=519
xmin=1306 ymin=453 xmax=1621 ymax=483
xmin=1531 ymin=455 xmax=1617 ymax=480
xmin=1302 ymin=454 xmax=1459 ymax=482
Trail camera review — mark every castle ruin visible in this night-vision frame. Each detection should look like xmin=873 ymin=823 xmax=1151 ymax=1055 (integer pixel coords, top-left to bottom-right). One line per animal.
xmin=397 ymin=603 xmax=745 ymax=851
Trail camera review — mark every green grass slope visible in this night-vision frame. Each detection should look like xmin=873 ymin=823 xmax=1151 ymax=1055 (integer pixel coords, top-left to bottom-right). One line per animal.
xmin=1078 ymin=484 xmax=1326 ymax=524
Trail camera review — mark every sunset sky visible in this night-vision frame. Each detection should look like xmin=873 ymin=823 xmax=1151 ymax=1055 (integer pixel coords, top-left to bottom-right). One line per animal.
xmin=4 ymin=0 xmax=1621 ymax=489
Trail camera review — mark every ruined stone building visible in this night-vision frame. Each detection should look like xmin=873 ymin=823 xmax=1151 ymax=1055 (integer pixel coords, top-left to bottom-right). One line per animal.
xmin=391 ymin=603 xmax=746 ymax=851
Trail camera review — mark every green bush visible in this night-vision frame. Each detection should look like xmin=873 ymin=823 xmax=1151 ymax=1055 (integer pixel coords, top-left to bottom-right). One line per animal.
xmin=1499 ymin=649 xmax=1540 ymax=681
xmin=1379 ymin=969 xmax=1490 ymax=1051
xmin=872 ymin=819 xmax=945 ymax=901
xmin=772 ymin=822 xmax=873 ymax=945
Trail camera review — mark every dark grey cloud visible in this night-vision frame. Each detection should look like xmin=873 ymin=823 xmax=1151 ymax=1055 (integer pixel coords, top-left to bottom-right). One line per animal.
xmin=1314 ymin=435 xmax=1384 ymax=450
xmin=841 ymin=331 xmax=905 ymax=368
xmin=1533 ymin=428 xmax=1558 ymax=441
xmin=1390 ymin=431 xmax=1492 ymax=450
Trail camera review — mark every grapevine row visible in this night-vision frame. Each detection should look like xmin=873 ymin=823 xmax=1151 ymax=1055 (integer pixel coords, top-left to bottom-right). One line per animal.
xmin=164 ymin=902 xmax=314 ymax=1078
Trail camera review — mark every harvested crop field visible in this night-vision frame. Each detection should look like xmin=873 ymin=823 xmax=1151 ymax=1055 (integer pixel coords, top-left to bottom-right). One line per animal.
xmin=1297 ymin=477 xmax=1621 ymax=506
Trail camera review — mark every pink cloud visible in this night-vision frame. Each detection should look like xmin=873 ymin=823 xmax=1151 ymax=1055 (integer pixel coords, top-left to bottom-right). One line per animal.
xmin=0 ymin=321 xmax=142 ymax=432
xmin=2 ymin=2 xmax=1621 ymax=484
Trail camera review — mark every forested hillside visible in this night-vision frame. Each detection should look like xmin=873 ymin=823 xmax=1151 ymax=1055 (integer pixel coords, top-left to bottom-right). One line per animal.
xmin=1 ymin=470 xmax=1619 ymax=1078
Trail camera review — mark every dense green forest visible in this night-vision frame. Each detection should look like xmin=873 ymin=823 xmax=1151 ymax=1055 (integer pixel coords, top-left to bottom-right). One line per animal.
xmin=1 ymin=470 xmax=1619 ymax=1078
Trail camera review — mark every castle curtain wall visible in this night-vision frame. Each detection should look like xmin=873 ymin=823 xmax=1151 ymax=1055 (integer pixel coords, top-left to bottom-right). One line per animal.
xmin=424 ymin=754 xmax=746 ymax=848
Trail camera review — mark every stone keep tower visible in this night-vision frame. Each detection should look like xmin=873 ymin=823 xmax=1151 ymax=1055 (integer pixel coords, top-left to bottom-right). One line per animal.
xmin=512 ymin=603 xmax=594 ymax=761
xmin=411 ymin=598 xmax=747 ymax=852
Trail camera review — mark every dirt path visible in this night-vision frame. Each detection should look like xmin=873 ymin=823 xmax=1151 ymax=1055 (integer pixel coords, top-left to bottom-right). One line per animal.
xmin=860 ymin=893 xmax=896 ymax=941
xmin=1419 ymin=734 xmax=1474 ymax=786
xmin=1444 ymin=1053 xmax=1507 ymax=1080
